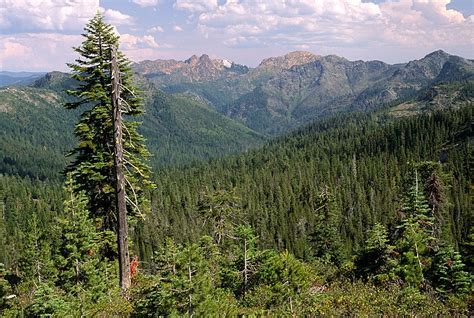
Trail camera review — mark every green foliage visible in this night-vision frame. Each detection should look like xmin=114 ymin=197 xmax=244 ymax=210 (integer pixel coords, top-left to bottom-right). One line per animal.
xmin=432 ymin=245 xmax=471 ymax=297
xmin=248 ymin=250 xmax=314 ymax=312
xmin=0 ymin=77 xmax=472 ymax=314
xmin=301 ymin=282 xmax=458 ymax=316
xmin=309 ymin=187 xmax=345 ymax=264
xmin=0 ymin=263 xmax=15 ymax=311
xmin=146 ymin=105 xmax=472 ymax=262
xmin=0 ymin=87 xmax=78 ymax=180
xmin=142 ymin=91 xmax=264 ymax=168
xmin=53 ymin=177 xmax=113 ymax=298
xmin=17 ymin=213 xmax=57 ymax=287
xmin=197 ymin=188 xmax=242 ymax=245
xmin=231 ymin=225 xmax=258 ymax=298
xmin=393 ymin=172 xmax=436 ymax=287
xmin=355 ymin=223 xmax=395 ymax=283
xmin=65 ymin=12 xmax=154 ymax=231
xmin=366 ymin=223 xmax=390 ymax=251
xmin=24 ymin=283 xmax=71 ymax=317
xmin=134 ymin=236 xmax=221 ymax=316
xmin=0 ymin=84 xmax=264 ymax=180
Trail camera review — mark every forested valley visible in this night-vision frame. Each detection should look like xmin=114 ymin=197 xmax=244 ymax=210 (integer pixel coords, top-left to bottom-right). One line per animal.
xmin=0 ymin=13 xmax=473 ymax=316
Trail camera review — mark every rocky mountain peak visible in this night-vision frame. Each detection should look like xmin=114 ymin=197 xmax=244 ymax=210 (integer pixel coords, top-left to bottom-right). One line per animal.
xmin=185 ymin=55 xmax=199 ymax=65
xmin=423 ymin=49 xmax=450 ymax=60
xmin=199 ymin=54 xmax=212 ymax=63
xmin=257 ymin=51 xmax=321 ymax=71
xmin=184 ymin=54 xmax=214 ymax=67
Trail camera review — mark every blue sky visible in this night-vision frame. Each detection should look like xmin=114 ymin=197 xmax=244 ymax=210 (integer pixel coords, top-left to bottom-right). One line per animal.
xmin=0 ymin=0 xmax=473 ymax=71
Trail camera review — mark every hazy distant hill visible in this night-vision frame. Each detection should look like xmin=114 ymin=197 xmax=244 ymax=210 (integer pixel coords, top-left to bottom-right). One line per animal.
xmin=0 ymin=71 xmax=46 ymax=87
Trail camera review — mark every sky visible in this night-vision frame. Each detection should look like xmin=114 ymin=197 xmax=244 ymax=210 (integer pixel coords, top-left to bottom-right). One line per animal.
xmin=0 ymin=0 xmax=473 ymax=71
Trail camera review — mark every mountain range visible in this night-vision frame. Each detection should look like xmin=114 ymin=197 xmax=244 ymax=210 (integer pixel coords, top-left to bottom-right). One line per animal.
xmin=134 ymin=50 xmax=474 ymax=135
xmin=1 ymin=50 xmax=472 ymax=179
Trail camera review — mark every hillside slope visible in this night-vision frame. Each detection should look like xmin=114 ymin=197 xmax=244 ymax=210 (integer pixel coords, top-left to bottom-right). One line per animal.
xmin=0 ymin=76 xmax=264 ymax=180
xmin=147 ymin=101 xmax=472 ymax=257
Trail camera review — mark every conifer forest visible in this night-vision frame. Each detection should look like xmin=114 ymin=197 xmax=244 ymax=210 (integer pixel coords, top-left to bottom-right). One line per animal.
xmin=0 ymin=12 xmax=473 ymax=316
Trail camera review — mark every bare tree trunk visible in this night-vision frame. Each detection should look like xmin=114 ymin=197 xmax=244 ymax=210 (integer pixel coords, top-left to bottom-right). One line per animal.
xmin=243 ymin=237 xmax=248 ymax=298
xmin=110 ymin=47 xmax=131 ymax=291
xmin=188 ymin=264 xmax=193 ymax=317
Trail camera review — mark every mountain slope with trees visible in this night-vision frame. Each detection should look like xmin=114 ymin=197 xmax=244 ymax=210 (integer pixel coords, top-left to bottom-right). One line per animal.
xmin=0 ymin=76 xmax=264 ymax=180
xmin=1 ymin=101 xmax=471 ymax=315
xmin=0 ymin=14 xmax=472 ymax=314
xmin=144 ymin=102 xmax=472 ymax=257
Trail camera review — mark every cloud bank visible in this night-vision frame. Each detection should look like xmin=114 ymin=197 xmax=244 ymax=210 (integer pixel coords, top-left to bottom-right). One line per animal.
xmin=175 ymin=0 xmax=472 ymax=51
xmin=0 ymin=0 xmax=472 ymax=70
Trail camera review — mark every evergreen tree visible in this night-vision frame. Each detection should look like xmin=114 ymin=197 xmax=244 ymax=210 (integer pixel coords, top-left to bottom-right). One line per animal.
xmin=17 ymin=213 xmax=56 ymax=287
xmin=0 ymin=263 xmax=15 ymax=311
xmin=53 ymin=177 xmax=112 ymax=299
xmin=355 ymin=223 xmax=394 ymax=283
xmin=0 ymin=194 xmax=6 ymax=268
xmin=309 ymin=187 xmax=345 ymax=264
xmin=136 ymin=236 xmax=221 ymax=316
xmin=393 ymin=172 xmax=436 ymax=287
xmin=197 ymin=188 xmax=242 ymax=245
xmin=223 ymin=225 xmax=259 ymax=300
xmin=65 ymin=13 xmax=154 ymax=231
xmin=431 ymin=245 xmax=471 ymax=297
xmin=253 ymin=250 xmax=313 ymax=313
xmin=416 ymin=161 xmax=450 ymax=241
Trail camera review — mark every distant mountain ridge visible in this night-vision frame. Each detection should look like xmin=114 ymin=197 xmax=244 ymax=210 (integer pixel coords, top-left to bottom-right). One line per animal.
xmin=133 ymin=54 xmax=249 ymax=84
xmin=0 ymin=71 xmax=46 ymax=87
xmin=134 ymin=50 xmax=474 ymax=135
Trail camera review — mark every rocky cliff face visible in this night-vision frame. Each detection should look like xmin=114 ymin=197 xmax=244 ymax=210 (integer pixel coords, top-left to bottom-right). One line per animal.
xmin=133 ymin=54 xmax=249 ymax=84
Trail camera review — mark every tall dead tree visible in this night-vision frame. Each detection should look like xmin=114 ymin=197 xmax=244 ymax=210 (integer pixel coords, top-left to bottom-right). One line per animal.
xmin=110 ymin=46 xmax=131 ymax=291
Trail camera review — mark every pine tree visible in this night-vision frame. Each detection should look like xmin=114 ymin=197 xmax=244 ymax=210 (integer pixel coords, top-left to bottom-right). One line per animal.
xmin=394 ymin=171 xmax=436 ymax=287
xmin=136 ymin=237 xmax=219 ymax=316
xmin=255 ymin=250 xmax=313 ymax=313
xmin=66 ymin=12 xmax=155 ymax=291
xmin=53 ymin=177 xmax=112 ymax=298
xmin=18 ymin=213 xmax=56 ymax=287
xmin=233 ymin=225 xmax=258 ymax=299
xmin=0 ymin=263 xmax=15 ymax=311
xmin=309 ymin=187 xmax=345 ymax=264
xmin=355 ymin=223 xmax=394 ymax=283
xmin=431 ymin=245 xmax=471 ymax=297
xmin=65 ymin=13 xmax=154 ymax=232
xmin=197 ymin=188 xmax=242 ymax=245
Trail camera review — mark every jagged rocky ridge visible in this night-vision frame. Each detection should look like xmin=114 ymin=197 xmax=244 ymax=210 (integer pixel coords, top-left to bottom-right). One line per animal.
xmin=134 ymin=50 xmax=474 ymax=135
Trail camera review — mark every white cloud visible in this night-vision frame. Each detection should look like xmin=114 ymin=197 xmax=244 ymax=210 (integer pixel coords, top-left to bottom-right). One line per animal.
xmin=412 ymin=0 xmax=465 ymax=23
xmin=0 ymin=30 xmax=163 ymax=71
xmin=142 ymin=35 xmax=160 ymax=48
xmin=132 ymin=0 xmax=160 ymax=7
xmin=0 ymin=0 xmax=99 ymax=32
xmin=0 ymin=39 xmax=32 ymax=62
xmin=0 ymin=33 xmax=81 ymax=71
xmin=175 ymin=0 xmax=218 ymax=12
xmin=101 ymin=8 xmax=134 ymax=26
xmin=148 ymin=26 xmax=164 ymax=33
xmin=177 ymin=0 xmax=473 ymax=54
xmin=120 ymin=34 xmax=161 ymax=50
xmin=173 ymin=25 xmax=183 ymax=32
